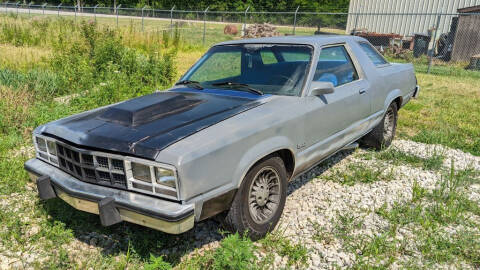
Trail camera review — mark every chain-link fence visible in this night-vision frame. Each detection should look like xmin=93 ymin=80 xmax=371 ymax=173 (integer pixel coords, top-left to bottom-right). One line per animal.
xmin=1 ymin=2 xmax=480 ymax=74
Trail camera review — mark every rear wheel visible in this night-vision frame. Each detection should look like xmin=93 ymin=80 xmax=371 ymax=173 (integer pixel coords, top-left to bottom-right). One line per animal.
xmin=361 ymin=102 xmax=398 ymax=150
xmin=222 ymin=155 xmax=287 ymax=240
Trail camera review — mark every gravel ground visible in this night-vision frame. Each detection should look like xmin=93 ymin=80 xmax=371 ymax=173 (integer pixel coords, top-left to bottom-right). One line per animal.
xmin=1 ymin=139 xmax=479 ymax=269
xmin=277 ymin=139 xmax=479 ymax=269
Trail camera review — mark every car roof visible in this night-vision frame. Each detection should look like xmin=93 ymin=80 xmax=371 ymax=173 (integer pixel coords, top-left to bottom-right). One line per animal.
xmin=216 ymin=35 xmax=367 ymax=48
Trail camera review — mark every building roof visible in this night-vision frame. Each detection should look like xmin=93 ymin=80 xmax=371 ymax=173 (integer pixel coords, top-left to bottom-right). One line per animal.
xmin=458 ymin=5 xmax=480 ymax=13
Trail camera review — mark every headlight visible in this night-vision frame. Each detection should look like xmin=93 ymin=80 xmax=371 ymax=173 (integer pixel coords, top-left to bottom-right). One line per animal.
xmin=36 ymin=137 xmax=47 ymax=152
xmin=155 ymin=167 xmax=176 ymax=188
xmin=34 ymin=135 xmax=58 ymax=165
xmin=47 ymin=140 xmax=57 ymax=156
xmin=127 ymin=161 xmax=178 ymax=199
xmin=132 ymin=163 xmax=151 ymax=182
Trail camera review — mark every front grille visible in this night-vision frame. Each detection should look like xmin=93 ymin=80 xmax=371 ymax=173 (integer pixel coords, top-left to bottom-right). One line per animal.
xmin=56 ymin=142 xmax=127 ymax=188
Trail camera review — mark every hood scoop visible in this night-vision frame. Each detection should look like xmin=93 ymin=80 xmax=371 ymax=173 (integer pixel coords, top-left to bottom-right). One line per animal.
xmin=40 ymin=89 xmax=266 ymax=159
xmin=97 ymin=93 xmax=204 ymax=127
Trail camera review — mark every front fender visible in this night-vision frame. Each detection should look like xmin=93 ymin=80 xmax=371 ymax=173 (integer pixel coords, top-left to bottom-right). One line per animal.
xmin=233 ymin=136 xmax=295 ymax=189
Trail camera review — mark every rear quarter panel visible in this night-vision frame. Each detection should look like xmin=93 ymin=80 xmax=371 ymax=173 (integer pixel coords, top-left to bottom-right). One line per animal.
xmin=376 ymin=63 xmax=416 ymax=111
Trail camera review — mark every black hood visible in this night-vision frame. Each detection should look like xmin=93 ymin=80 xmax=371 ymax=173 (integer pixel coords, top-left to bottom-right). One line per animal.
xmin=40 ymin=89 xmax=266 ymax=160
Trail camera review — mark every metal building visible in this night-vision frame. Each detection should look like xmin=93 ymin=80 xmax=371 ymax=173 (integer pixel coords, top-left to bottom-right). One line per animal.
xmin=346 ymin=0 xmax=480 ymax=37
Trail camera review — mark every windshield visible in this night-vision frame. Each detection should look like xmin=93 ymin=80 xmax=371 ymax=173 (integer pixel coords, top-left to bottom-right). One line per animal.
xmin=181 ymin=44 xmax=313 ymax=96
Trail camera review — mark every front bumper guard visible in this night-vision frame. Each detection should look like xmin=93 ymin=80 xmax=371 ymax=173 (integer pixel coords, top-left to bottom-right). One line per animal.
xmin=25 ymin=158 xmax=194 ymax=234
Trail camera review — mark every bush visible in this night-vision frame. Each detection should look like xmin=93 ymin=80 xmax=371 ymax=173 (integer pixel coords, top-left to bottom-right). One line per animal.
xmin=50 ymin=21 xmax=176 ymax=102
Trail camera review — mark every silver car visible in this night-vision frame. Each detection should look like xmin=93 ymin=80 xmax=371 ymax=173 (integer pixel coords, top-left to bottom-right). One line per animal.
xmin=25 ymin=35 xmax=418 ymax=239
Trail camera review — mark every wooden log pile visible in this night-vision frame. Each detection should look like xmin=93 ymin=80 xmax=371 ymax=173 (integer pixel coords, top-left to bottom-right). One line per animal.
xmin=243 ymin=23 xmax=280 ymax=38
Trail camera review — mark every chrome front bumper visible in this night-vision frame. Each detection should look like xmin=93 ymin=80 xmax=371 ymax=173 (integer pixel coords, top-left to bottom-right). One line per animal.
xmin=25 ymin=158 xmax=194 ymax=234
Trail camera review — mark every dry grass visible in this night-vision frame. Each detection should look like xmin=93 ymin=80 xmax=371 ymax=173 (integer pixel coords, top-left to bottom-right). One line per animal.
xmin=176 ymin=50 xmax=205 ymax=78
xmin=0 ymin=85 xmax=35 ymax=137
xmin=0 ymin=44 xmax=51 ymax=70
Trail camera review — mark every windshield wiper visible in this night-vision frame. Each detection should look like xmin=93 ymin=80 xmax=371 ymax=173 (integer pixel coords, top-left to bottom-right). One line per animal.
xmin=175 ymin=80 xmax=204 ymax=90
xmin=211 ymin=82 xmax=263 ymax=95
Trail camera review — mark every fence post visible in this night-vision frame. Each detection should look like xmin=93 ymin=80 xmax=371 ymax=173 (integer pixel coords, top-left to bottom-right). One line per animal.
xmin=116 ymin=4 xmax=121 ymax=27
xmin=74 ymin=4 xmax=77 ymax=22
xmin=353 ymin=12 xmax=359 ymax=33
xmin=203 ymin=6 xmax=209 ymax=45
xmin=93 ymin=4 xmax=98 ymax=22
xmin=42 ymin=3 xmax=46 ymax=15
xmin=141 ymin=6 xmax=146 ymax=32
xmin=243 ymin=5 xmax=250 ymax=35
xmin=57 ymin=3 xmax=61 ymax=17
xmin=293 ymin=6 xmax=300 ymax=35
xmin=427 ymin=15 xmax=441 ymax=74
xmin=15 ymin=1 xmax=19 ymax=15
xmin=170 ymin=5 xmax=175 ymax=30
xmin=28 ymin=1 xmax=32 ymax=16
xmin=4 ymin=1 xmax=8 ymax=13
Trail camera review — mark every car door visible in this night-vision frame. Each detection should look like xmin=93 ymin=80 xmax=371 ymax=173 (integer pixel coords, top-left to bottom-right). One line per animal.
xmin=303 ymin=44 xmax=371 ymax=156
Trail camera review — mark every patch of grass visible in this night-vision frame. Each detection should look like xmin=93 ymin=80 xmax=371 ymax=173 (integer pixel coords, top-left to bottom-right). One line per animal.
xmin=362 ymin=148 xmax=445 ymax=171
xmin=260 ymin=231 xmax=309 ymax=267
xmin=179 ymin=233 xmax=260 ymax=270
xmin=313 ymin=163 xmax=480 ymax=268
xmin=312 ymin=223 xmax=335 ymax=245
xmin=397 ymin=73 xmax=480 ymax=156
xmin=0 ymin=44 xmax=51 ymax=71
xmin=377 ymin=166 xmax=480 ymax=267
xmin=325 ymin=162 xmax=394 ymax=186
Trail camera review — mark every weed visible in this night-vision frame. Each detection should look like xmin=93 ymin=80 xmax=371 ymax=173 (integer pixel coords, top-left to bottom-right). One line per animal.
xmin=260 ymin=231 xmax=309 ymax=267
xmin=326 ymin=162 xmax=394 ymax=186
xmin=397 ymin=73 xmax=480 ymax=156
xmin=312 ymin=222 xmax=335 ymax=245
xmin=179 ymin=233 xmax=260 ymax=270
xmin=144 ymin=254 xmax=172 ymax=270
xmin=362 ymin=148 xmax=445 ymax=171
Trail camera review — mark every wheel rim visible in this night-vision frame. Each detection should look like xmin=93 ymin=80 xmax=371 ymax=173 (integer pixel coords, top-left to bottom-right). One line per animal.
xmin=248 ymin=166 xmax=281 ymax=224
xmin=383 ymin=108 xmax=395 ymax=140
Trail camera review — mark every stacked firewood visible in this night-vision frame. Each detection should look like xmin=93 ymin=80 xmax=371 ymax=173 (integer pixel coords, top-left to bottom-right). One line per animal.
xmin=243 ymin=23 xmax=280 ymax=38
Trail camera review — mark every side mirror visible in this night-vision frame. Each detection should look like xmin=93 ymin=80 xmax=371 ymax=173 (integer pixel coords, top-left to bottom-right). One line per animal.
xmin=309 ymin=81 xmax=335 ymax=96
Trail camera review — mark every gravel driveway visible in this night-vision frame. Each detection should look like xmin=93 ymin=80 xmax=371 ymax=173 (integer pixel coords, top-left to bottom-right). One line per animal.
xmin=1 ymin=139 xmax=479 ymax=269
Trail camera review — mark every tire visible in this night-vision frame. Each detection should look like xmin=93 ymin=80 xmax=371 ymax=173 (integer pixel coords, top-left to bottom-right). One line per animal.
xmin=222 ymin=155 xmax=287 ymax=240
xmin=361 ymin=102 xmax=398 ymax=150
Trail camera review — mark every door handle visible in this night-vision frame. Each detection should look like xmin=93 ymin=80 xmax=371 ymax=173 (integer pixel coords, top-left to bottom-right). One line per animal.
xmin=359 ymin=89 xmax=367 ymax=94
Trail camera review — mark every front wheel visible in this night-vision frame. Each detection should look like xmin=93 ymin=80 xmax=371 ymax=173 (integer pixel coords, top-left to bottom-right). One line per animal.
xmin=361 ymin=102 xmax=398 ymax=150
xmin=222 ymin=155 xmax=287 ymax=240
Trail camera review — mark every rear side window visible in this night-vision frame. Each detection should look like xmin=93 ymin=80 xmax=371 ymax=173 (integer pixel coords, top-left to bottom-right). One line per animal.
xmin=359 ymin=42 xmax=388 ymax=66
